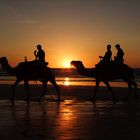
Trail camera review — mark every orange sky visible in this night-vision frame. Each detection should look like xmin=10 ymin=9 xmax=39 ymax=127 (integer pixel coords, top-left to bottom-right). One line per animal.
xmin=0 ymin=0 xmax=140 ymax=68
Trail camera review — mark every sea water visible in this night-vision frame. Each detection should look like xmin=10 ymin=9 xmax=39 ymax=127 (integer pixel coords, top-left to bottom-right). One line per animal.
xmin=0 ymin=68 xmax=140 ymax=87
xmin=0 ymin=76 xmax=140 ymax=88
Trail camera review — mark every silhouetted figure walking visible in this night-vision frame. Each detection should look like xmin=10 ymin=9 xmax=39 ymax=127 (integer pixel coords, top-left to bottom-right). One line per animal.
xmin=96 ymin=44 xmax=112 ymax=68
xmin=114 ymin=44 xmax=124 ymax=64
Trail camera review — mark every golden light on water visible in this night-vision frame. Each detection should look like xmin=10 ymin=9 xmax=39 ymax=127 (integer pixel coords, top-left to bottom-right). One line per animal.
xmin=65 ymin=77 xmax=69 ymax=80
xmin=63 ymin=77 xmax=70 ymax=86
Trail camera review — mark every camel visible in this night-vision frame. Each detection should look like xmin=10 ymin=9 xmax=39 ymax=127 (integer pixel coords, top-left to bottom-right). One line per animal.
xmin=0 ymin=57 xmax=60 ymax=102
xmin=71 ymin=61 xmax=138 ymax=102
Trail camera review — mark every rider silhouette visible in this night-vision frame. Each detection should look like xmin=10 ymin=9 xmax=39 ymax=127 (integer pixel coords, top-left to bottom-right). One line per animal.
xmin=114 ymin=44 xmax=124 ymax=64
xmin=96 ymin=44 xmax=112 ymax=68
xmin=34 ymin=44 xmax=45 ymax=63
xmin=34 ymin=44 xmax=47 ymax=73
xmin=99 ymin=44 xmax=112 ymax=63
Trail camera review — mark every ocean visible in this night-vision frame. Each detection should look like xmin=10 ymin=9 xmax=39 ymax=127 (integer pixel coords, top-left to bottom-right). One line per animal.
xmin=0 ymin=68 xmax=140 ymax=87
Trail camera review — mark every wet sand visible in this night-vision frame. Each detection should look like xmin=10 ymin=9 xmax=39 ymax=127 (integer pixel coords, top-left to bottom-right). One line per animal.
xmin=0 ymin=84 xmax=140 ymax=140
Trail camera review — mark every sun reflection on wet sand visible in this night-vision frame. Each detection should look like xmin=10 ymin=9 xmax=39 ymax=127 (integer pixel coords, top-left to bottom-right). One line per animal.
xmin=53 ymin=100 xmax=78 ymax=139
xmin=61 ymin=108 xmax=73 ymax=121
xmin=1 ymin=99 xmax=140 ymax=139
xmin=59 ymin=100 xmax=76 ymax=121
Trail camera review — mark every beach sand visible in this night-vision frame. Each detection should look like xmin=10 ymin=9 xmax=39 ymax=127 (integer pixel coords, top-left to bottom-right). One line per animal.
xmin=0 ymin=84 xmax=139 ymax=101
xmin=0 ymin=84 xmax=140 ymax=139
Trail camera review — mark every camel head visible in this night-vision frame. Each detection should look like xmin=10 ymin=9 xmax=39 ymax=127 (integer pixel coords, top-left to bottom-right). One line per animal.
xmin=0 ymin=57 xmax=8 ymax=64
xmin=70 ymin=61 xmax=84 ymax=68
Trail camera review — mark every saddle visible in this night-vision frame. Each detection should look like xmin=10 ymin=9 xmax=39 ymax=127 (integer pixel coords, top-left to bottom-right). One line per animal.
xmin=95 ymin=60 xmax=123 ymax=71
xmin=23 ymin=60 xmax=49 ymax=74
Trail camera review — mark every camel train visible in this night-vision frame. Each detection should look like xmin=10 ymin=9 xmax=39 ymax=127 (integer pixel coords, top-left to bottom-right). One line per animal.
xmin=0 ymin=57 xmax=138 ymax=103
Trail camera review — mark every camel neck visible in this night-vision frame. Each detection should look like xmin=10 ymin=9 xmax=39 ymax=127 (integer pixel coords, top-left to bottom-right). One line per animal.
xmin=76 ymin=65 xmax=87 ymax=75
xmin=76 ymin=65 xmax=95 ymax=77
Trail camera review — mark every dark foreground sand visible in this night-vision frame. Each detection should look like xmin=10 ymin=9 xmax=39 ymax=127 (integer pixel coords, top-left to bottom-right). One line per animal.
xmin=0 ymin=84 xmax=140 ymax=140
xmin=0 ymin=84 xmax=139 ymax=100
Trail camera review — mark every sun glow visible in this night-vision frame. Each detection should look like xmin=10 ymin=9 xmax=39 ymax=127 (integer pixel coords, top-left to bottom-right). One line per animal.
xmin=63 ymin=60 xmax=71 ymax=68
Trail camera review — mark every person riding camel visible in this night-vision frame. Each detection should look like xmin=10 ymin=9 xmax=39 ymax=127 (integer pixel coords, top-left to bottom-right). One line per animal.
xmin=96 ymin=44 xmax=112 ymax=68
xmin=95 ymin=44 xmax=112 ymax=68
xmin=34 ymin=44 xmax=45 ymax=63
xmin=99 ymin=44 xmax=112 ymax=64
xmin=114 ymin=44 xmax=124 ymax=64
xmin=34 ymin=44 xmax=48 ymax=73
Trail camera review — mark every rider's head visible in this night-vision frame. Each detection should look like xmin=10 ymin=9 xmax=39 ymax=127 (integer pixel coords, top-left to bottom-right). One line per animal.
xmin=107 ymin=44 xmax=111 ymax=50
xmin=36 ymin=44 xmax=42 ymax=50
xmin=115 ymin=44 xmax=120 ymax=50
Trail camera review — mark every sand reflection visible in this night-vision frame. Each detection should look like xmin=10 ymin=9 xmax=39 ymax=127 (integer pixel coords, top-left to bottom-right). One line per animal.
xmin=61 ymin=108 xmax=73 ymax=121
xmin=54 ymin=100 xmax=77 ymax=139
xmin=59 ymin=100 xmax=76 ymax=121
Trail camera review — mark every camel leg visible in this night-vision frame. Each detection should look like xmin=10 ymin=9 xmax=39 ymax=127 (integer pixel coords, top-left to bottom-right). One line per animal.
xmin=24 ymin=80 xmax=30 ymax=102
xmin=91 ymin=80 xmax=100 ymax=102
xmin=103 ymin=81 xmax=116 ymax=102
xmin=40 ymin=81 xmax=47 ymax=100
xmin=35 ymin=81 xmax=47 ymax=102
xmin=11 ymin=79 xmax=21 ymax=102
xmin=50 ymin=79 xmax=60 ymax=102
xmin=125 ymin=82 xmax=133 ymax=101
xmin=124 ymin=80 xmax=138 ymax=101
xmin=130 ymin=80 xmax=138 ymax=99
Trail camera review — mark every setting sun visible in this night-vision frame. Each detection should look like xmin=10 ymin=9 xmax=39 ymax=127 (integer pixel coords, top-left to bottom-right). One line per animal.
xmin=63 ymin=60 xmax=71 ymax=68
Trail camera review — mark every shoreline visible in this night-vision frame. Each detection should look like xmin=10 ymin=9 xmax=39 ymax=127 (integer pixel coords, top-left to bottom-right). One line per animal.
xmin=0 ymin=84 xmax=139 ymax=101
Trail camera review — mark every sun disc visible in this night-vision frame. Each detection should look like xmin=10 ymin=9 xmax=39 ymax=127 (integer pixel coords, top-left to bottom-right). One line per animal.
xmin=63 ymin=61 xmax=71 ymax=68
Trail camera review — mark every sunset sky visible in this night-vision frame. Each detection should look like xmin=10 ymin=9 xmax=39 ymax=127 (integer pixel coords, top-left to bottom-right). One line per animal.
xmin=0 ymin=0 xmax=140 ymax=68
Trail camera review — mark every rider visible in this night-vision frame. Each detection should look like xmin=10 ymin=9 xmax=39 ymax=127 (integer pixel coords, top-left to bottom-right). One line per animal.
xmin=34 ymin=44 xmax=47 ymax=73
xmin=114 ymin=44 xmax=124 ymax=64
xmin=95 ymin=44 xmax=112 ymax=68
xmin=34 ymin=44 xmax=45 ymax=63
xmin=99 ymin=44 xmax=112 ymax=64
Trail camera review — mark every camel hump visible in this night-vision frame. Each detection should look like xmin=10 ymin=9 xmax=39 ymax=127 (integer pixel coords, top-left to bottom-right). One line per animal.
xmin=122 ymin=64 xmax=134 ymax=79
xmin=95 ymin=63 xmax=134 ymax=77
xmin=16 ymin=60 xmax=48 ymax=71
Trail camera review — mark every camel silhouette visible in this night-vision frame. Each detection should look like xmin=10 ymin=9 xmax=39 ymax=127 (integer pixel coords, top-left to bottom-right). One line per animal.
xmin=0 ymin=57 xmax=60 ymax=102
xmin=71 ymin=61 xmax=138 ymax=102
